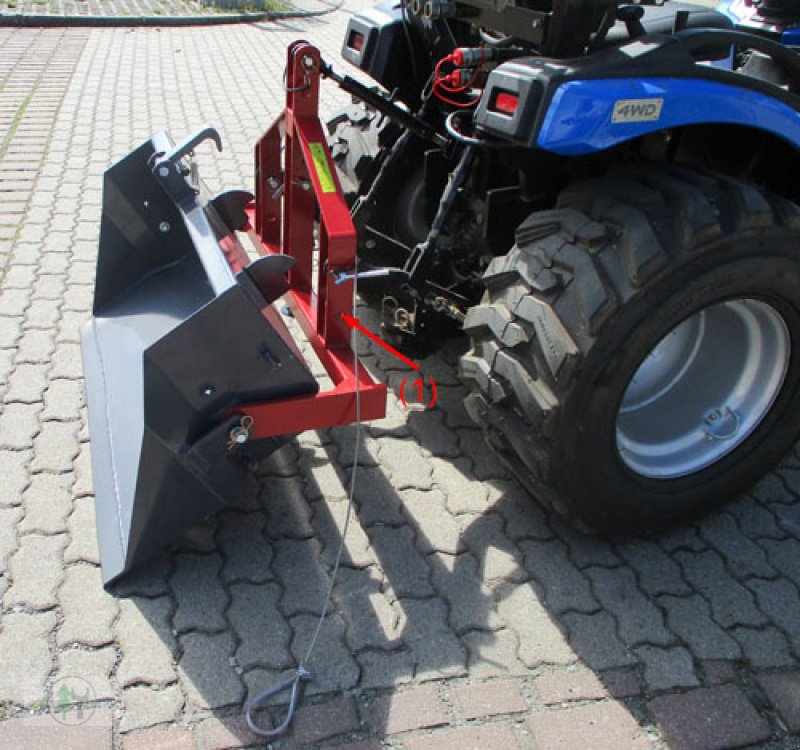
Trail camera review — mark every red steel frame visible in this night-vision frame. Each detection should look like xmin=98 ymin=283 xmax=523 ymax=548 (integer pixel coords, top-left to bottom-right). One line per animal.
xmin=221 ymin=40 xmax=386 ymax=440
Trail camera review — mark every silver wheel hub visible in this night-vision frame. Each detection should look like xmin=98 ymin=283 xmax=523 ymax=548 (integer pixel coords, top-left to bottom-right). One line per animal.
xmin=616 ymin=299 xmax=790 ymax=479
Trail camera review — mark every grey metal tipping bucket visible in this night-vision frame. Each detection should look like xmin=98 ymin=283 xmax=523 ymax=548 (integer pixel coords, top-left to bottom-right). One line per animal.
xmin=81 ymin=130 xmax=319 ymax=587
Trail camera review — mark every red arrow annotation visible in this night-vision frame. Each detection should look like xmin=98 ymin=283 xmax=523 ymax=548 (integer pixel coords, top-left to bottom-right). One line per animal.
xmin=341 ymin=314 xmax=420 ymax=371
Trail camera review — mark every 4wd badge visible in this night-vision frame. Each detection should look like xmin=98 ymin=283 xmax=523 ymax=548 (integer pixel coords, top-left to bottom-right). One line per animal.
xmin=612 ymin=98 xmax=664 ymax=123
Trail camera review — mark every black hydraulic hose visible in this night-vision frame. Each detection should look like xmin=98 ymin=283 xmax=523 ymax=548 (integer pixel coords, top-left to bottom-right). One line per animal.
xmin=320 ymin=61 xmax=448 ymax=148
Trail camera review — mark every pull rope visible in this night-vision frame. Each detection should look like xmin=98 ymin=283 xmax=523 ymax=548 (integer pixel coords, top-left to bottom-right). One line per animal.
xmin=245 ymin=280 xmax=363 ymax=738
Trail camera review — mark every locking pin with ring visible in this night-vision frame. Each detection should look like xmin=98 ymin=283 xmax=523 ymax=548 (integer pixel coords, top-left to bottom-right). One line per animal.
xmin=227 ymin=415 xmax=255 ymax=450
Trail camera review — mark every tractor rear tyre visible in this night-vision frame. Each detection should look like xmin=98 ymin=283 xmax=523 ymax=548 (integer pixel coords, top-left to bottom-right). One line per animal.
xmin=460 ymin=167 xmax=800 ymax=531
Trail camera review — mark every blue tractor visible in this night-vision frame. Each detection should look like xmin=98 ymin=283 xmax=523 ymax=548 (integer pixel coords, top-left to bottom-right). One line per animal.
xmin=326 ymin=0 xmax=800 ymax=530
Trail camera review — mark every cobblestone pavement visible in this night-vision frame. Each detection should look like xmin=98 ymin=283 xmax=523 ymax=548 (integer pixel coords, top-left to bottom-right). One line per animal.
xmin=0 ymin=0 xmax=334 ymax=21
xmin=1 ymin=6 xmax=800 ymax=750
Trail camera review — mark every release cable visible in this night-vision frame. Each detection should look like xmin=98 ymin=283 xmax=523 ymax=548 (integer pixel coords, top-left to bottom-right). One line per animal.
xmin=244 ymin=278 xmax=363 ymax=738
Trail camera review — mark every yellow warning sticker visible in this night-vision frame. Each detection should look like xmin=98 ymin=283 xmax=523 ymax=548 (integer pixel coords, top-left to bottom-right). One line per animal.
xmin=309 ymin=142 xmax=337 ymax=194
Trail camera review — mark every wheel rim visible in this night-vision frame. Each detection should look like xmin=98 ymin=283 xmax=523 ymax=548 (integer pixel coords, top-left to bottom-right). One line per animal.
xmin=616 ymin=298 xmax=790 ymax=479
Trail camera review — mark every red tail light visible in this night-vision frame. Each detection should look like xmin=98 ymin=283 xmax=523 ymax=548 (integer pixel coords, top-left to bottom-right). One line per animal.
xmin=347 ymin=31 xmax=365 ymax=52
xmin=494 ymin=92 xmax=519 ymax=115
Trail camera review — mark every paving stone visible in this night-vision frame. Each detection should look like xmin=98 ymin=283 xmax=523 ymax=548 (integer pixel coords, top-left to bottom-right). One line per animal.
xmin=430 ymin=552 xmax=501 ymax=633
xmin=64 ymin=495 xmax=101 ymax=565
xmin=71 ymin=440 xmax=94 ymax=498
xmin=217 ymin=513 xmax=273 ymax=584
xmin=57 ymin=564 xmax=117 ymax=647
xmin=731 ymin=626 xmax=795 ymax=668
xmin=535 ymin=668 xmax=609 ymax=705
xmin=675 ymin=549 xmax=767 ymax=628
xmin=600 ymin=667 xmax=643 ymax=698
xmin=122 ymin=726 xmax=195 ymax=750
xmin=120 ymin=684 xmax=185 ymax=732
xmin=457 ymin=428 xmax=509 ymax=481
xmin=369 ymin=684 xmax=449 ymax=735
xmin=657 ymin=594 xmax=741 ymax=660
xmin=561 ymin=611 xmax=637 ymax=671
xmin=0 ymin=402 xmax=42 ymax=450
xmin=368 ymin=525 xmax=434 ymax=598
xmin=550 ymin=519 xmax=622 ymax=568
xmin=116 ymin=596 xmax=177 ymax=687
xmin=398 ymin=597 xmax=468 ymax=680
xmin=293 ymin=695 xmax=361 ymax=744
xmin=50 ymin=342 xmax=83 ymax=379
xmin=701 ymin=659 xmax=738 ymax=684
xmin=522 ymin=539 xmax=597 ymax=614
xmin=313 ymin=495 xmax=374 ymax=569
xmin=0 ymin=611 xmax=57 ymax=706
xmin=272 ymin=538 xmax=331 ymax=615
xmin=5 ymin=531 xmax=66 ymax=609
xmin=195 ymin=716 xmax=255 ymax=750
xmin=452 ymin=678 xmax=527 ymax=719
xmin=699 ymin=512 xmax=776 ymax=579
xmin=32 ymin=273 xmax=66 ymax=301
xmin=406 ymin=409 xmax=461 ymax=458
xmin=747 ymin=578 xmax=800 ymax=653
xmin=637 ymin=644 xmax=700 ymax=691
xmin=15 ymin=328 xmax=55 ymax=363
xmin=56 ymin=310 xmax=88 ymax=344
xmin=42 ymin=378 xmax=84 ymax=421
xmin=290 ymin=613 xmax=360 ymax=696
xmin=752 ymin=473 xmax=794 ymax=504
xmin=20 ymin=471 xmax=73 ymax=535
xmin=497 ymin=584 xmax=576 ymax=668
xmin=31 ymin=420 xmax=80 ymax=472
xmin=0 ymin=505 xmax=22 ymax=569
xmin=23 ymin=298 xmax=61 ymax=330
xmin=357 ymin=649 xmax=416 ymax=689
xmin=528 ymin=700 xmax=651 ymax=750
xmin=401 ymin=489 xmax=465 ymax=555
xmin=462 ymin=628 xmax=528 ymax=677
xmin=649 ymin=685 xmax=770 ymax=750
xmin=171 ymin=553 xmax=228 ymax=633
xmin=54 ymin=647 xmax=117 ymax=702
xmin=465 ymin=515 xmax=528 ymax=584
xmin=261 ymin=475 xmax=314 ymax=538
xmin=0 ymin=450 xmax=29 ymax=508
xmin=729 ymin=498 xmax=785 ymax=539
xmin=0 ymin=288 xmax=30 ymax=317
xmin=350 ymin=466 xmax=406 ymax=527
xmin=301 ymin=443 xmax=350 ymax=503
xmin=228 ymin=582 xmax=292 ymax=671
xmin=430 ymin=457 xmax=492 ymax=516
xmin=756 ymin=671 xmax=800 ymax=732
xmin=771 ymin=502 xmax=800 ymax=540
xmin=335 ymin=566 xmax=404 ymax=651
xmin=178 ymin=631 xmax=244 ymax=710
xmin=0 ymin=710 xmax=113 ymax=750
xmin=4 ymin=362 xmax=49 ymax=403
xmin=759 ymin=537 xmax=800 ymax=584
xmin=405 ymin=723 xmax=519 ymax=750
xmin=169 ymin=518 xmax=218 ymax=554
xmin=325 ymin=426 xmax=382 ymax=469
xmin=658 ymin=526 xmax=706 ymax=553
xmin=615 ymin=540 xmax=692 ymax=596
xmin=377 ymin=437 xmax=434 ymax=490
xmin=490 ymin=481 xmax=554 ymax=540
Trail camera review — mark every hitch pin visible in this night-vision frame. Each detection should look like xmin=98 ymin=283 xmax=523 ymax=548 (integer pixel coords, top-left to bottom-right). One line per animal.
xmin=333 ymin=269 xmax=393 ymax=285
xmin=227 ymin=415 xmax=254 ymax=450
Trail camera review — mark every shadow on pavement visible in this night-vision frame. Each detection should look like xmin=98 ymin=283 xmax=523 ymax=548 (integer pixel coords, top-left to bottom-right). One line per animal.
xmin=109 ymin=305 xmax=800 ymax=747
